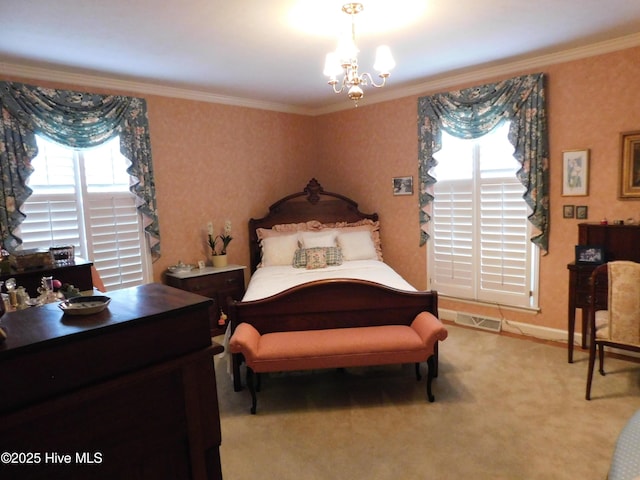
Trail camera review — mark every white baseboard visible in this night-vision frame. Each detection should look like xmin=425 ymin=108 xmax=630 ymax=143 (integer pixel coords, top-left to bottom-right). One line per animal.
xmin=440 ymin=308 xmax=575 ymax=345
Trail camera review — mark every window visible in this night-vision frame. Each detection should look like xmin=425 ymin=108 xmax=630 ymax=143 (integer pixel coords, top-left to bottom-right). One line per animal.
xmin=16 ymin=135 xmax=151 ymax=291
xmin=428 ymin=122 xmax=538 ymax=309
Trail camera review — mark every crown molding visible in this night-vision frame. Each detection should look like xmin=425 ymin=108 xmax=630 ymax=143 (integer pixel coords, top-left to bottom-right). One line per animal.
xmin=311 ymin=32 xmax=640 ymax=115
xmin=2 ymin=32 xmax=639 ymax=117
xmin=0 ymin=62 xmax=310 ymax=115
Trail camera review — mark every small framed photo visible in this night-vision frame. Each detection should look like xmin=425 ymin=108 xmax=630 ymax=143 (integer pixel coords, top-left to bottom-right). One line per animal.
xmin=619 ymin=131 xmax=640 ymax=198
xmin=575 ymin=245 xmax=606 ymax=265
xmin=197 ymin=260 xmax=206 ymax=269
xmin=576 ymin=205 xmax=588 ymax=220
xmin=393 ymin=176 xmax=413 ymax=196
xmin=562 ymin=149 xmax=589 ymax=196
xmin=563 ymin=205 xmax=575 ymax=219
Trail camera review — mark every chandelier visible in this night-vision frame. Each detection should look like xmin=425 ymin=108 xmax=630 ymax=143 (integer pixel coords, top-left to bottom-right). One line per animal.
xmin=323 ymin=2 xmax=395 ymax=105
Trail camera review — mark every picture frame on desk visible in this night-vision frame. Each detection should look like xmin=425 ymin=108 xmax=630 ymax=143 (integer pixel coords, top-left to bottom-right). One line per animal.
xmin=575 ymin=245 xmax=606 ymax=265
xmin=619 ymin=131 xmax=640 ymax=198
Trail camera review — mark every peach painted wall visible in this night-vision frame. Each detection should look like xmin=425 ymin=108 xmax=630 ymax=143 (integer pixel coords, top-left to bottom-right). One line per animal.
xmin=316 ymin=45 xmax=640 ymax=333
xmin=145 ymin=97 xmax=316 ymax=285
xmin=1 ymin=74 xmax=317 ymax=287
xmin=3 ymin=44 xmax=639 ymax=335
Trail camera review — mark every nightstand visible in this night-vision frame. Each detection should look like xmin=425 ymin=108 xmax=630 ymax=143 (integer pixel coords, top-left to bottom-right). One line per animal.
xmin=165 ymin=264 xmax=246 ymax=336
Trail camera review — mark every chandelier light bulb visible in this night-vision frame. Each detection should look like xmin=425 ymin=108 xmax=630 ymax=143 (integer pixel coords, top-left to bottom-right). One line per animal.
xmin=323 ymin=52 xmax=342 ymax=78
xmin=335 ymin=36 xmax=359 ymax=65
xmin=373 ymin=45 xmax=395 ymax=76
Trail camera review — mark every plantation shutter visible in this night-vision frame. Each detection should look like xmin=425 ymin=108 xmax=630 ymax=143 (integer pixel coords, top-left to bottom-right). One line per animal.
xmin=84 ymin=194 xmax=146 ymax=289
xmin=16 ymin=135 xmax=150 ymax=291
xmin=478 ymin=179 xmax=530 ymax=304
xmin=18 ymin=195 xmax=83 ymax=252
xmin=428 ymin=122 xmax=535 ymax=308
xmin=431 ymin=179 xmax=474 ymax=298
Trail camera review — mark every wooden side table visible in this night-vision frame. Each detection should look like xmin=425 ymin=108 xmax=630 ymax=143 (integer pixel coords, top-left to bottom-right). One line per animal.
xmin=165 ymin=264 xmax=246 ymax=336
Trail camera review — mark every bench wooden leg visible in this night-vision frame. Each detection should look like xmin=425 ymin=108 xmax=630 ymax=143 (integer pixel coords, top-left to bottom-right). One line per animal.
xmin=433 ymin=342 xmax=439 ymax=378
xmin=426 ymin=355 xmax=436 ymax=402
xmin=246 ymin=367 xmax=258 ymax=414
xmin=233 ymin=353 xmax=244 ymax=392
xmin=414 ymin=363 xmax=422 ymax=381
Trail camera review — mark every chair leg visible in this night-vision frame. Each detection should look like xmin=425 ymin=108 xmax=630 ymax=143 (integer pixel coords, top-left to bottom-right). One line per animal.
xmin=586 ymin=340 xmax=597 ymax=400
xmin=598 ymin=344 xmax=606 ymax=376
xmin=415 ymin=362 xmax=422 ymax=381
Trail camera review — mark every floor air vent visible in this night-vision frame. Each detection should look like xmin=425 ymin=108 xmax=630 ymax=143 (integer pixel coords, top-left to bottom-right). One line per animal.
xmin=455 ymin=313 xmax=502 ymax=333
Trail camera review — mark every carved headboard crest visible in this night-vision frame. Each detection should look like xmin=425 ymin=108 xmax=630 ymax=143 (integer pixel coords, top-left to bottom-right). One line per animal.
xmin=247 ymin=178 xmax=379 ymax=273
xmin=304 ymin=178 xmax=323 ymax=205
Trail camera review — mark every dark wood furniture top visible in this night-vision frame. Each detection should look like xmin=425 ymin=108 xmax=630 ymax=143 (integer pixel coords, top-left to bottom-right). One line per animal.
xmin=0 ymin=283 xmax=223 ymax=479
xmin=248 ymin=178 xmax=378 ymax=273
xmin=0 ymin=257 xmax=93 ymax=297
xmin=566 ymin=223 xmax=640 ymax=362
xmin=166 ymin=264 xmax=246 ymax=336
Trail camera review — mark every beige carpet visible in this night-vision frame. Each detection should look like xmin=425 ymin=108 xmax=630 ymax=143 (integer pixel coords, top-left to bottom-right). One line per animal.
xmin=215 ymin=324 xmax=640 ymax=480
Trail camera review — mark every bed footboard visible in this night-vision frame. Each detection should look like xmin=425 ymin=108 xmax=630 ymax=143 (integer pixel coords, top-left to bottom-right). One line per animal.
xmin=228 ymin=279 xmax=438 ymax=391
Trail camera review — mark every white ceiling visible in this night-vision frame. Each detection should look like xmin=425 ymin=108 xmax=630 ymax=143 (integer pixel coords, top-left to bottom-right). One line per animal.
xmin=1 ymin=0 xmax=640 ymax=115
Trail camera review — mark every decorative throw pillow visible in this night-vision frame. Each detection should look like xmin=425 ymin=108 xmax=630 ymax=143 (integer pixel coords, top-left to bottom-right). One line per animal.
xmin=324 ymin=246 xmax=343 ymax=266
xmin=292 ymin=248 xmax=307 ymax=268
xmin=293 ymin=247 xmax=343 ymax=268
xmin=305 ymin=247 xmax=328 ymax=269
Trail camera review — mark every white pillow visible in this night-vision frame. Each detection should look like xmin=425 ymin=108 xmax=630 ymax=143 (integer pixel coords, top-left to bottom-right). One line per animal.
xmin=337 ymin=230 xmax=378 ymax=261
xmin=300 ymin=230 xmax=337 ymax=248
xmin=260 ymin=234 xmax=299 ymax=266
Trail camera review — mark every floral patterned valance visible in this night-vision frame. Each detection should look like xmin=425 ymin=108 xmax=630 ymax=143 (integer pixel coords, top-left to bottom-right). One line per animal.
xmin=0 ymin=81 xmax=160 ymax=260
xmin=417 ymin=73 xmax=550 ymax=253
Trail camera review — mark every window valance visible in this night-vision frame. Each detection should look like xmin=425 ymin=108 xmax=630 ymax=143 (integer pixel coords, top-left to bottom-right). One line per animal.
xmin=0 ymin=81 xmax=160 ymax=260
xmin=417 ymin=73 xmax=549 ymax=253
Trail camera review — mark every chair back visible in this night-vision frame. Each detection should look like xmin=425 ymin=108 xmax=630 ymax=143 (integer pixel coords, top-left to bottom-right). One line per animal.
xmin=606 ymin=261 xmax=640 ymax=346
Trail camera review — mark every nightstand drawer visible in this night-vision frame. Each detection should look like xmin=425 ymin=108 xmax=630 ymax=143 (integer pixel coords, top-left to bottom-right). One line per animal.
xmin=182 ymin=270 xmax=243 ymax=293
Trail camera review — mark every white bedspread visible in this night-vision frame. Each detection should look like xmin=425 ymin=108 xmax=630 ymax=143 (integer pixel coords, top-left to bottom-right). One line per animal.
xmin=220 ymin=259 xmax=417 ymax=375
xmin=242 ymin=259 xmax=416 ymax=301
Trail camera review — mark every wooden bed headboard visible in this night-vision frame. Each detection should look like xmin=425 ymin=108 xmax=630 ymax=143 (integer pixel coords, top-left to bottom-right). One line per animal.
xmin=248 ymin=178 xmax=378 ymax=273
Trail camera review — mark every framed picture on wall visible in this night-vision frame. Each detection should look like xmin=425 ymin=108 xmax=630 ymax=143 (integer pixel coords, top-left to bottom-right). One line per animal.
xmin=619 ymin=131 xmax=640 ymax=198
xmin=563 ymin=205 xmax=575 ymax=219
xmin=576 ymin=205 xmax=588 ymax=220
xmin=393 ymin=176 xmax=413 ymax=196
xmin=562 ymin=149 xmax=589 ymax=196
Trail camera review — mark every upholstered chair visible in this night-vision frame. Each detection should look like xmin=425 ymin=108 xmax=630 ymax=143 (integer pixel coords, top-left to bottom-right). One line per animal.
xmin=586 ymin=261 xmax=640 ymax=400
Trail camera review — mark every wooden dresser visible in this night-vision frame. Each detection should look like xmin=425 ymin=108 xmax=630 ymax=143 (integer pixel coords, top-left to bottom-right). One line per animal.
xmin=0 ymin=283 xmax=223 ymax=479
xmin=0 ymin=258 xmax=93 ymax=297
xmin=567 ymin=223 xmax=640 ymax=362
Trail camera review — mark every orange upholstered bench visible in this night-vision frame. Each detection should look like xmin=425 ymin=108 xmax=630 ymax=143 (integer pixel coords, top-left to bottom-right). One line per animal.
xmin=229 ymin=311 xmax=448 ymax=414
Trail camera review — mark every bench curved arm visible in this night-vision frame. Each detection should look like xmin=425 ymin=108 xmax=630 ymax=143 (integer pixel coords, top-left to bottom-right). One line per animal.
xmin=229 ymin=323 xmax=261 ymax=362
xmin=411 ymin=311 xmax=448 ymax=354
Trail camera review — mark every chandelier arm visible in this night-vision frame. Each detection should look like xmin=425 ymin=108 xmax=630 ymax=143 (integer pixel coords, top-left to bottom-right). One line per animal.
xmin=330 ymin=81 xmax=346 ymax=94
xmin=360 ymin=72 xmax=388 ymax=89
